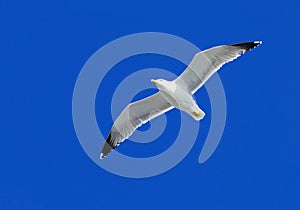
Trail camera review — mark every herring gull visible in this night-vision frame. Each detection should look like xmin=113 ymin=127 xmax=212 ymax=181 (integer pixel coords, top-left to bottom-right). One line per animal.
xmin=100 ymin=41 xmax=262 ymax=159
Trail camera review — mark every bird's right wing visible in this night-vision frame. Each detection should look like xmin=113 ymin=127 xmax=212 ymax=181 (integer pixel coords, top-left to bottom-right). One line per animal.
xmin=100 ymin=92 xmax=173 ymax=158
xmin=175 ymin=41 xmax=262 ymax=94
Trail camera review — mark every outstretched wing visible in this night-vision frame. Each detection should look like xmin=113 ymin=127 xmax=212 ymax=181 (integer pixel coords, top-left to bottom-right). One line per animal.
xmin=175 ymin=41 xmax=262 ymax=94
xmin=100 ymin=92 xmax=173 ymax=159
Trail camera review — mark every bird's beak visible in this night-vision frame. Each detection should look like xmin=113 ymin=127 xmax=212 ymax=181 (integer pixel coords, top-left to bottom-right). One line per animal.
xmin=151 ymin=79 xmax=158 ymax=84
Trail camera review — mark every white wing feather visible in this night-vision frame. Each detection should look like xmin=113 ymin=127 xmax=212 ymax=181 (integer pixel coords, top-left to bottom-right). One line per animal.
xmin=100 ymin=92 xmax=172 ymax=158
xmin=175 ymin=42 xmax=262 ymax=94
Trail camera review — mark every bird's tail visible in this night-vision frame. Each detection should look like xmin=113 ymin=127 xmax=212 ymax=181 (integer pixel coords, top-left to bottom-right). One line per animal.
xmin=190 ymin=108 xmax=205 ymax=121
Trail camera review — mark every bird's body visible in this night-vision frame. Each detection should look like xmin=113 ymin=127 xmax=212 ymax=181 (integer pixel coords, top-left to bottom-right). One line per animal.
xmin=100 ymin=41 xmax=262 ymax=159
xmin=153 ymin=79 xmax=204 ymax=120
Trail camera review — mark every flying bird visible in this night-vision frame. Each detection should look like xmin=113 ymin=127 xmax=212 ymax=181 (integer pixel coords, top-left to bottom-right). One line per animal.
xmin=100 ymin=41 xmax=262 ymax=159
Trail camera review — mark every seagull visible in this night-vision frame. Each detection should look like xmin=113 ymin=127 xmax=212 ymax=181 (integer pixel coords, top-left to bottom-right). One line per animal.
xmin=100 ymin=41 xmax=262 ymax=159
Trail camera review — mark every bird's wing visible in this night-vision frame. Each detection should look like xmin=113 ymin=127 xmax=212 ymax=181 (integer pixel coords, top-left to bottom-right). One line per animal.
xmin=100 ymin=92 xmax=173 ymax=158
xmin=175 ymin=41 xmax=262 ymax=94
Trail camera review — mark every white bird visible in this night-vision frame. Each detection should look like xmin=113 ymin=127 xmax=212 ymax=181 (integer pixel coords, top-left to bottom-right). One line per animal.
xmin=100 ymin=41 xmax=262 ymax=159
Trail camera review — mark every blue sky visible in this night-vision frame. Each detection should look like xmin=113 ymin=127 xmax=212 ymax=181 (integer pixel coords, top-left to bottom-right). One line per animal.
xmin=1 ymin=0 xmax=300 ymax=209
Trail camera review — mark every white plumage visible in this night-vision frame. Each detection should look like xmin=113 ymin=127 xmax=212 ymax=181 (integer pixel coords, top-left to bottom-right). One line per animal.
xmin=100 ymin=41 xmax=262 ymax=159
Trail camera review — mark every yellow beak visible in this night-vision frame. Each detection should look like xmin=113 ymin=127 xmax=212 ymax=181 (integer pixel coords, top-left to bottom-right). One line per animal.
xmin=151 ymin=79 xmax=158 ymax=84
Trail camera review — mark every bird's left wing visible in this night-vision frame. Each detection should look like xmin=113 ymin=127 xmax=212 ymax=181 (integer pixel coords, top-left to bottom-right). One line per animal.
xmin=100 ymin=92 xmax=173 ymax=159
xmin=175 ymin=41 xmax=262 ymax=94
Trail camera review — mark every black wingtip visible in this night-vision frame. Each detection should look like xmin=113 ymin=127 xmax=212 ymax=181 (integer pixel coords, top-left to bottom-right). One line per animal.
xmin=230 ymin=41 xmax=262 ymax=52
xmin=100 ymin=132 xmax=116 ymax=159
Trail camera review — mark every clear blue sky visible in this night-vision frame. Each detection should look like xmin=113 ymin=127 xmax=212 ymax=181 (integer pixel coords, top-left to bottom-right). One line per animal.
xmin=1 ymin=0 xmax=299 ymax=209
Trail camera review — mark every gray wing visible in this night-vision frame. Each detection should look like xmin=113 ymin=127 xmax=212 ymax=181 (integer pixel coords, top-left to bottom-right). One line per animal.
xmin=175 ymin=41 xmax=262 ymax=94
xmin=100 ymin=92 xmax=173 ymax=159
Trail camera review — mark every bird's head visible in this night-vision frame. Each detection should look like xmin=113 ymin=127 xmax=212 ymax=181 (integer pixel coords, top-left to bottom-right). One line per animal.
xmin=151 ymin=79 xmax=168 ymax=89
xmin=151 ymin=79 xmax=175 ymax=92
